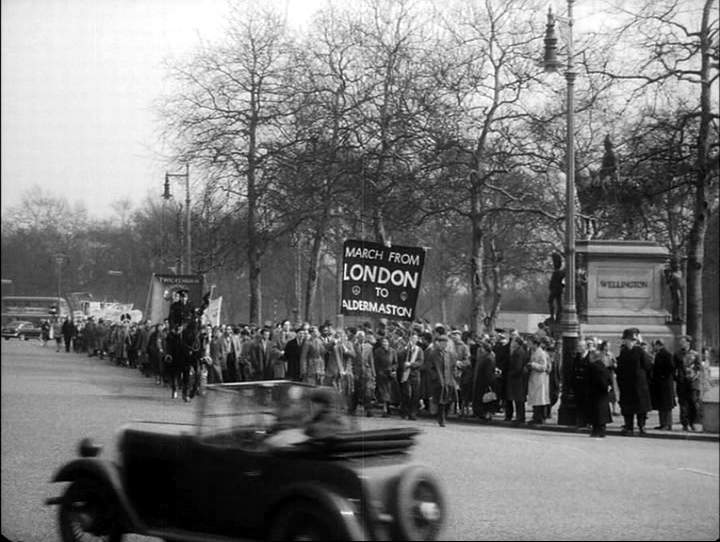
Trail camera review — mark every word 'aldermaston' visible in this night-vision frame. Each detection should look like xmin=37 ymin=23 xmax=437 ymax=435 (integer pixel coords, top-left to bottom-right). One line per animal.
xmin=341 ymin=299 xmax=413 ymax=318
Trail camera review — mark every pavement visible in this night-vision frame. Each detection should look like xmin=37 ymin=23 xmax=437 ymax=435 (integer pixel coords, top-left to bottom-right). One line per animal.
xmin=406 ymin=400 xmax=719 ymax=442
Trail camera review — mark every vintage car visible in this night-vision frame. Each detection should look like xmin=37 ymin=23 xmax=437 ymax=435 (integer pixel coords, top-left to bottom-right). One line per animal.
xmin=46 ymin=381 xmax=445 ymax=541
xmin=2 ymin=319 xmax=42 ymax=341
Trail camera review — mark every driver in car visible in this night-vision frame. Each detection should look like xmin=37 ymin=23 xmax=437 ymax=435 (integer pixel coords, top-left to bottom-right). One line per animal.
xmin=265 ymin=386 xmax=350 ymax=447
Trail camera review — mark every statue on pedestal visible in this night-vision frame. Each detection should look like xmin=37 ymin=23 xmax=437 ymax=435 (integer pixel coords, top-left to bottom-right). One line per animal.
xmin=548 ymin=252 xmax=565 ymax=323
xmin=575 ymin=253 xmax=588 ymax=321
xmin=664 ymin=257 xmax=684 ymax=323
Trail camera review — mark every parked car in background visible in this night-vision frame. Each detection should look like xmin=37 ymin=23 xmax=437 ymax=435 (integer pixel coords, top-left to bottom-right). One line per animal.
xmin=46 ymin=381 xmax=446 ymax=541
xmin=2 ymin=320 xmax=42 ymax=341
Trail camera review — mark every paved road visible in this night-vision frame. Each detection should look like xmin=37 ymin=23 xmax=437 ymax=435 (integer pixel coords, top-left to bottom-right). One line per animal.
xmin=2 ymin=340 xmax=719 ymax=541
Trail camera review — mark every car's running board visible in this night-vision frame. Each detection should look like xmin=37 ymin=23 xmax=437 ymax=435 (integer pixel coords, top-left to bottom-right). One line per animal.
xmin=145 ymin=527 xmax=256 ymax=542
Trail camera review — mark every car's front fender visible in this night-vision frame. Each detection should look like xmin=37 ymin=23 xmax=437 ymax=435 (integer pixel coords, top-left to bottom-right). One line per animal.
xmin=47 ymin=458 xmax=147 ymax=534
xmin=267 ymin=482 xmax=370 ymax=541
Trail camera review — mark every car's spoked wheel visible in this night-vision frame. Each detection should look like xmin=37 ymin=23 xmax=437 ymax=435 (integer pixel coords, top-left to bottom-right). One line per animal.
xmin=393 ymin=467 xmax=445 ymax=541
xmin=59 ymin=479 xmax=123 ymax=542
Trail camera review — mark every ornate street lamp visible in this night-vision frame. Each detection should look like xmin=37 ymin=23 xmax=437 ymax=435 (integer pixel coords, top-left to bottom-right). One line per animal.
xmin=544 ymin=2 xmax=580 ymax=426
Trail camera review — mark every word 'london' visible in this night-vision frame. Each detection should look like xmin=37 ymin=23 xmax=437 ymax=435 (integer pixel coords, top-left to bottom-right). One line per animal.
xmin=599 ymin=280 xmax=649 ymax=288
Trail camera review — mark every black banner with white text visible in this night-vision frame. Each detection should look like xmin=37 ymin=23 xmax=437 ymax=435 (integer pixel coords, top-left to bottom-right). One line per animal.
xmin=340 ymin=239 xmax=425 ymax=321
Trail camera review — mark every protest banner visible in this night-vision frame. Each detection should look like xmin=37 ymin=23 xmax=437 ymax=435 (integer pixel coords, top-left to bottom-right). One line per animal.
xmin=144 ymin=274 xmax=204 ymax=325
xmin=341 ymin=239 xmax=425 ymax=321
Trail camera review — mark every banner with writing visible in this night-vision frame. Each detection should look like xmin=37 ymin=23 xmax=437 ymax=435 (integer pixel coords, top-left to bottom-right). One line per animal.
xmin=341 ymin=239 xmax=425 ymax=321
xmin=203 ymin=296 xmax=222 ymax=327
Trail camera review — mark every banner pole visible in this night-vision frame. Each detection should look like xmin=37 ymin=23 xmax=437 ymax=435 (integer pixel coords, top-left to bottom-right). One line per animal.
xmin=336 ymin=245 xmax=344 ymax=330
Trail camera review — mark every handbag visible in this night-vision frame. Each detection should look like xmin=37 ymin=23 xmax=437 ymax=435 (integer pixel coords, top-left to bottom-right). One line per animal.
xmin=482 ymin=389 xmax=497 ymax=404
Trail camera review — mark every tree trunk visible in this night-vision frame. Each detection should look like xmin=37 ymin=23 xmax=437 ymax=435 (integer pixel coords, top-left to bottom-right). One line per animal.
xmin=470 ymin=185 xmax=486 ymax=335
xmin=304 ymin=228 xmax=323 ymax=323
xmin=686 ymin=0 xmax=715 ymax=348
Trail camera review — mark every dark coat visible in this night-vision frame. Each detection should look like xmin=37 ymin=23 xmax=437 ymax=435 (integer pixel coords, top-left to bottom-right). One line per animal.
xmin=586 ymin=359 xmax=613 ymax=426
xmin=651 ymin=347 xmax=676 ymax=411
xmin=504 ymin=344 xmax=528 ymax=402
xmin=167 ymin=300 xmax=194 ymax=331
xmin=251 ymin=339 xmax=273 ymax=380
xmin=472 ymin=350 xmax=496 ymax=415
xmin=61 ymin=319 xmax=76 ymax=339
xmin=493 ymin=341 xmax=510 ymax=401
xmin=425 ymin=342 xmax=457 ymax=405
xmin=616 ymin=344 xmax=652 ymax=415
xmin=284 ymin=338 xmax=304 ymax=381
xmin=373 ymin=345 xmax=398 ymax=403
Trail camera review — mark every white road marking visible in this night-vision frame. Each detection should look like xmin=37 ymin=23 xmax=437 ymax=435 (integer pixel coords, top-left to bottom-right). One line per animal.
xmin=676 ymin=467 xmax=718 ymax=478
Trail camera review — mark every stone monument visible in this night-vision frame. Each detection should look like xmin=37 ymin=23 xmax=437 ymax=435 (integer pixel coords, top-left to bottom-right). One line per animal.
xmin=575 ymin=240 xmax=683 ymax=349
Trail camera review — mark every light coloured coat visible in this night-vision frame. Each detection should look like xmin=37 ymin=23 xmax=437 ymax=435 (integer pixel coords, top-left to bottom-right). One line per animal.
xmin=526 ymin=346 xmax=551 ymax=407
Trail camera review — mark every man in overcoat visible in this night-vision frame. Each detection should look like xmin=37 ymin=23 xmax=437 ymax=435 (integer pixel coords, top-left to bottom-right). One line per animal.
xmin=674 ymin=335 xmax=703 ymax=431
xmin=425 ymin=328 xmax=458 ymax=427
xmin=651 ymin=339 xmax=676 ymax=430
xmin=350 ymin=330 xmax=376 ymax=417
xmin=284 ymin=327 xmax=307 ymax=382
xmin=586 ymin=349 xmax=613 ymax=437
xmin=397 ymin=330 xmax=424 ymax=420
xmin=616 ymin=328 xmax=652 ymax=435
xmin=504 ymin=335 xmax=528 ymax=423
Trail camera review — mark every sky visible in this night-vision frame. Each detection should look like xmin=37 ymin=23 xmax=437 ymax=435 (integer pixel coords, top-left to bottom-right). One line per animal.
xmin=1 ymin=0 xmax=629 ymax=221
xmin=1 ymin=0 xmax=322 ymax=220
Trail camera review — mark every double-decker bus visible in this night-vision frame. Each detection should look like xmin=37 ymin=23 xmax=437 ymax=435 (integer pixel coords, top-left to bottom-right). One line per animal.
xmin=1 ymin=296 xmax=73 ymax=325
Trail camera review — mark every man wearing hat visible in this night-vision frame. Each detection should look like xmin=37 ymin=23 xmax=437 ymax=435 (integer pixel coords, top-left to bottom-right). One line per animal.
xmin=425 ymin=327 xmax=458 ymax=427
xmin=168 ymin=288 xmax=194 ymax=332
xmin=616 ymin=328 xmax=653 ymax=435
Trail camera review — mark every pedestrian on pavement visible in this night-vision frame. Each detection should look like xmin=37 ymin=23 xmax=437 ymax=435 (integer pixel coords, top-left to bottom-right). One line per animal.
xmin=616 ymin=328 xmax=653 ymax=435
xmin=674 ymin=335 xmax=703 ymax=431
xmin=650 ymin=339 xmax=676 ymax=430
xmin=41 ymin=319 xmax=51 ymax=347
xmin=586 ymin=344 xmax=613 ymax=438
xmin=597 ymin=340 xmax=620 ymax=415
xmin=503 ymin=334 xmax=528 ymax=423
xmin=397 ymin=329 xmax=423 ymax=420
xmin=350 ymin=329 xmax=376 ymax=417
xmin=425 ymin=327 xmax=458 ymax=427
xmin=373 ymin=336 xmax=398 ymax=417
xmin=471 ymin=340 xmax=497 ymax=422
xmin=526 ymin=336 xmax=551 ymax=425
xmin=61 ymin=316 xmax=76 ymax=353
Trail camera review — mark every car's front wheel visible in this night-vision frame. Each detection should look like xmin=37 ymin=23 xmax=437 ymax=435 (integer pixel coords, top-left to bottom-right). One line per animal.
xmin=392 ymin=466 xmax=445 ymax=541
xmin=267 ymin=500 xmax=337 ymax=541
xmin=59 ymin=478 xmax=124 ymax=542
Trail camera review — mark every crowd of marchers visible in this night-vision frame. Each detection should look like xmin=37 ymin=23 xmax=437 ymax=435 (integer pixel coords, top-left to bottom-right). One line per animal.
xmin=39 ymin=302 xmax=715 ymax=435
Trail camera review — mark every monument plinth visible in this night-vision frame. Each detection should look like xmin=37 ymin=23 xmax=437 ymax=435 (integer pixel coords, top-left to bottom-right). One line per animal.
xmin=576 ymin=240 xmax=682 ymax=349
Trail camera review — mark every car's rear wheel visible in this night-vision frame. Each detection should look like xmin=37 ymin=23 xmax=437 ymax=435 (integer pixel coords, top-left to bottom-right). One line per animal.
xmin=267 ymin=500 xmax=337 ymax=541
xmin=392 ymin=466 xmax=445 ymax=541
xmin=59 ymin=478 xmax=124 ymax=542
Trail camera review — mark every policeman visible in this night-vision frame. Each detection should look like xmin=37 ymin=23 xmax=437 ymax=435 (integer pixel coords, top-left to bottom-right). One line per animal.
xmin=168 ymin=288 xmax=195 ymax=332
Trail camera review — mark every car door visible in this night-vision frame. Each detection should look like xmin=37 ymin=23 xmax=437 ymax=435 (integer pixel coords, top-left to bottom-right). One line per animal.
xmin=185 ymin=435 xmax=269 ymax=537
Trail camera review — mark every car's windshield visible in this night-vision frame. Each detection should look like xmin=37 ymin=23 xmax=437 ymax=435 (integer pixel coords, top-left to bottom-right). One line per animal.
xmin=197 ymin=381 xmax=323 ymax=438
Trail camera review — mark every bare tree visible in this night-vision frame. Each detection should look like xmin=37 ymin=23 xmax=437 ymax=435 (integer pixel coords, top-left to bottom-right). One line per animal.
xmin=590 ymin=0 xmax=719 ymax=346
xmin=160 ymin=2 xmax=299 ymax=323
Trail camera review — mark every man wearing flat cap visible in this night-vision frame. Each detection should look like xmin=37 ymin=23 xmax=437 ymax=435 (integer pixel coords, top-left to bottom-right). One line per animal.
xmin=616 ymin=328 xmax=652 ymax=435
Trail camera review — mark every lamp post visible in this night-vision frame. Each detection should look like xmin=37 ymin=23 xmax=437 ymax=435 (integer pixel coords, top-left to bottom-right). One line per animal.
xmin=164 ymin=164 xmax=191 ymax=274
xmin=544 ymin=1 xmax=580 ymax=426
xmin=54 ymin=253 xmax=68 ymax=302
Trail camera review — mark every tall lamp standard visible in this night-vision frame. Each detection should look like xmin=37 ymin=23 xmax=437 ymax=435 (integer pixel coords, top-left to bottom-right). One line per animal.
xmin=163 ymin=164 xmax=191 ymax=274
xmin=543 ymin=1 xmax=580 ymax=425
